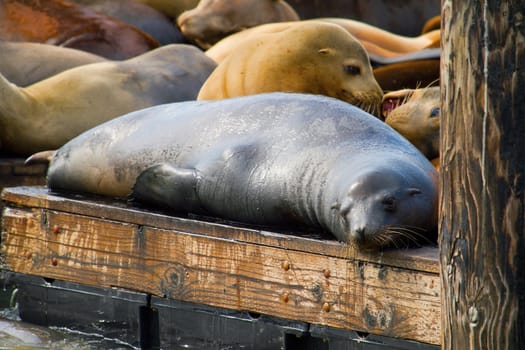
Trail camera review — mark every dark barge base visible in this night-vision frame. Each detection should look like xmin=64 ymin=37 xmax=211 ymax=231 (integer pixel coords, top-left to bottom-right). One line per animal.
xmin=6 ymin=272 xmax=438 ymax=350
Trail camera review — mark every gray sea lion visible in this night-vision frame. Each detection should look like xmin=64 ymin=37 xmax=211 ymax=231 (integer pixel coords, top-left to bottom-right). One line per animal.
xmin=0 ymin=41 xmax=106 ymax=86
xmin=198 ymin=21 xmax=383 ymax=112
xmin=44 ymin=92 xmax=439 ymax=250
xmin=382 ymin=86 xmax=440 ymax=161
xmin=68 ymin=0 xmax=185 ymax=45
xmin=0 ymin=44 xmax=216 ymax=156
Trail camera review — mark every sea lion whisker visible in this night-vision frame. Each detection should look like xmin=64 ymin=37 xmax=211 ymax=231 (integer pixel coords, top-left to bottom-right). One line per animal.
xmin=387 ymin=226 xmax=434 ymax=245
xmin=425 ymin=78 xmax=440 ymax=89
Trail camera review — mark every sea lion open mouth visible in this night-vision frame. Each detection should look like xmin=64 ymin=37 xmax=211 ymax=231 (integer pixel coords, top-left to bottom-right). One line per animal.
xmin=381 ymin=89 xmax=414 ymax=119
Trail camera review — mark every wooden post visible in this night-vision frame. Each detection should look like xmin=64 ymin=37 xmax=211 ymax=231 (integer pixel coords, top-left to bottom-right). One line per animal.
xmin=440 ymin=1 xmax=525 ymax=349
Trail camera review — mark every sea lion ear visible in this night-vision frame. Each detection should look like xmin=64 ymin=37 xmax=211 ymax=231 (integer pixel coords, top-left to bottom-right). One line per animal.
xmin=318 ymin=48 xmax=333 ymax=55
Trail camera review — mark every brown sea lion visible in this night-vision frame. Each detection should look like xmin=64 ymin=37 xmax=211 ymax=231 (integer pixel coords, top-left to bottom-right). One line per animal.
xmin=369 ymin=48 xmax=440 ymax=91
xmin=421 ymin=15 xmax=441 ymax=34
xmin=177 ymin=0 xmax=299 ymax=49
xmin=198 ymin=21 xmax=383 ymax=112
xmin=382 ymin=86 xmax=440 ymax=161
xmin=0 ymin=0 xmax=159 ymax=60
xmin=0 ymin=44 xmax=217 ymax=156
xmin=0 ymin=41 xmax=106 ymax=86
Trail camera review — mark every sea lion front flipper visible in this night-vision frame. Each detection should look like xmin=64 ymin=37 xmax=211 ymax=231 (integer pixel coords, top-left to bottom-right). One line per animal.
xmin=131 ymin=163 xmax=202 ymax=212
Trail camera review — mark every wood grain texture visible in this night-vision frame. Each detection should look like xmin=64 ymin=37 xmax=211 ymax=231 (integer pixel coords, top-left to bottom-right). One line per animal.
xmin=440 ymin=1 xmax=525 ymax=349
xmin=1 ymin=186 xmax=441 ymax=344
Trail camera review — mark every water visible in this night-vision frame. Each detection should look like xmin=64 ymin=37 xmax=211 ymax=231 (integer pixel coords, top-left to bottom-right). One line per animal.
xmin=0 ymin=281 xmax=136 ymax=350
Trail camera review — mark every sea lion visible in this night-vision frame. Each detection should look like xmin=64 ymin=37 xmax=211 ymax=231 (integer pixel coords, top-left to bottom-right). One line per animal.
xmin=382 ymin=86 xmax=440 ymax=160
xmin=421 ymin=15 xmax=441 ymax=34
xmin=317 ymin=18 xmax=440 ymax=54
xmin=68 ymin=0 xmax=185 ymax=45
xmin=369 ymin=48 xmax=440 ymax=91
xmin=43 ymin=92 xmax=439 ymax=250
xmin=0 ymin=44 xmax=217 ymax=156
xmin=205 ymin=19 xmax=439 ymax=65
xmin=0 ymin=41 xmax=106 ymax=86
xmin=286 ymin=0 xmax=440 ymax=37
xmin=177 ymin=0 xmax=299 ymax=49
xmin=0 ymin=0 xmax=159 ymax=60
xmin=136 ymin=0 xmax=199 ymax=18
xmin=198 ymin=21 xmax=383 ymax=112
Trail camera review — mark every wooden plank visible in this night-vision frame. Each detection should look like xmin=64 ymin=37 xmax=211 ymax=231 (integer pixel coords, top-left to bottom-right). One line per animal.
xmin=2 ymin=205 xmax=441 ymax=345
xmin=1 ymin=186 xmax=439 ymax=274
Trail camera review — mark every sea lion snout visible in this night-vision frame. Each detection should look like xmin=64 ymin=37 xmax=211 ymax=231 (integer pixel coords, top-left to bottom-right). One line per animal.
xmin=333 ymin=165 xmax=438 ymax=250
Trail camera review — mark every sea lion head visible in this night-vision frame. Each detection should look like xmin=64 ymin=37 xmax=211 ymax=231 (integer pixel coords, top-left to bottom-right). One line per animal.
xmin=293 ymin=22 xmax=384 ymax=113
xmin=330 ymin=161 xmax=438 ymax=250
xmin=382 ymin=86 xmax=440 ymax=159
xmin=177 ymin=0 xmax=300 ymax=49
xmin=303 ymin=23 xmax=383 ymax=112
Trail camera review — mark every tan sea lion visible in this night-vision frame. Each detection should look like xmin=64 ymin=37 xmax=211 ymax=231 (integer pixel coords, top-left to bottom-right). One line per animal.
xmin=198 ymin=21 xmax=383 ymax=112
xmin=382 ymin=86 xmax=440 ymax=161
xmin=286 ymin=0 xmax=440 ymax=37
xmin=177 ymin=0 xmax=299 ymax=49
xmin=317 ymin=18 xmax=440 ymax=54
xmin=0 ymin=44 xmax=217 ymax=157
xmin=205 ymin=19 xmax=440 ymax=66
xmin=0 ymin=0 xmax=159 ymax=60
xmin=0 ymin=41 xmax=106 ymax=86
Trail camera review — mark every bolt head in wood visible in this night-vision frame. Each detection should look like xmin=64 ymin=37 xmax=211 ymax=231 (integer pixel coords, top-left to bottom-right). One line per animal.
xmin=322 ymin=302 xmax=331 ymax=312
xmin=281 ymin=292 xmax=289 ymax=303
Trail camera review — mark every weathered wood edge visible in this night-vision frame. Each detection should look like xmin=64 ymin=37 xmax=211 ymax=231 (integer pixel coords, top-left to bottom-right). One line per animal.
xmin=1 ymin=186 xmax=439 ymax=273
xmin=1 ymin=206 xmax=441 ymax=345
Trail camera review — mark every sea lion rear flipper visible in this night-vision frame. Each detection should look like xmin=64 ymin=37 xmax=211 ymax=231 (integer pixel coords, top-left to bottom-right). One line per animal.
xmin=131 ymin=163 xmax=201 ymax=212
xmin=25 ymin=150 xmax=56 ymax=166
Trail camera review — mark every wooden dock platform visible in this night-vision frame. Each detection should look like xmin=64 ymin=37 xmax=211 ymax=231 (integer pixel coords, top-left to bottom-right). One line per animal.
xmin=1 ymin=186 xmax=440 ymax=347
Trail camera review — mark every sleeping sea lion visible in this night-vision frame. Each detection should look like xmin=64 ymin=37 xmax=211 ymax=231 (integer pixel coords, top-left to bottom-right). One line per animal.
xmin=0 ymin=41 xmax=106 ymax=86
xmin=382 ymin=86 xmax=440 ymax=161
xmin=0 ymin=44 xmax=216 ymax=156
xmin=42 ymin=92 xmax=439 ymax=250
xmin=177 ymin=0 xmax=299 ymax=49
xmin=198 ymin=21 xmax=383 ymax=112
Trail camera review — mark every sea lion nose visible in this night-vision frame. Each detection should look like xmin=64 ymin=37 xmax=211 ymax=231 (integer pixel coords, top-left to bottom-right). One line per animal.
xmin=351 ymin=227 xmax=366 ymax=244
